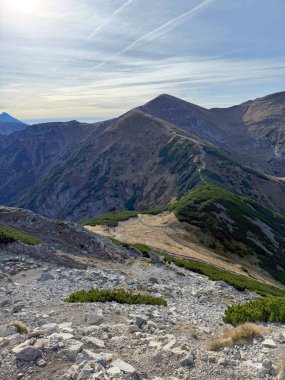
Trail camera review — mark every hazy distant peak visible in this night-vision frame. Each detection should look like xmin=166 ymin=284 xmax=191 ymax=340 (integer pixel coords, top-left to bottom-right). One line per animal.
xmin=0 ymin=112 xmax=26 ymax=125
xmin=0 ymin=112 xmax=27 ymax=135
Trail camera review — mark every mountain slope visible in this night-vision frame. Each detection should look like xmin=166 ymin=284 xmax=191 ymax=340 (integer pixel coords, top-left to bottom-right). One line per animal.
xmin=14 ymin=110 xmax=203 ymax=220
xmin=142 ymin=92 xmax=285 ymax=177
xmin=0 ymin=91 xmax=284 ymax=221
xmin=0 ymin=112 xmax=27 ymax=135
xmin=0 ymin=205 xmax=137 ymax=267
xmin=85 ymin=182 xmax=285 ymax=285
xmin=172 ymin=183 xmax=285 ymax=283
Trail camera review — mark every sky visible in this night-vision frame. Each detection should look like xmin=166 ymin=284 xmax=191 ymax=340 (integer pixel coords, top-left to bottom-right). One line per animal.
xmin=0 ymin=0 xmax=284 ymax=124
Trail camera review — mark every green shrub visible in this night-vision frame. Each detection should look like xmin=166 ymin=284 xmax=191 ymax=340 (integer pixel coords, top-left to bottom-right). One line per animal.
xmin=79 ymin=207 xmax=166 ymax=227
xmin=0 ymin=225 xmax=40 ymax=245
xmin=223 ymin=296 xmax=285 ymax=325
xmin=109 ymin=238 xmax=151 ymax=257
xmin=161 ymin=253 xmax=285 ymax=297
xmin=64 ymin=289 xmax=167 ymax=306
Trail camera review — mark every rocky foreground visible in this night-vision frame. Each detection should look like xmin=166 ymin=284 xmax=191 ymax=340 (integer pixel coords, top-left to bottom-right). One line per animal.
xmin=1 ymin=250 xmax=285 ymax=380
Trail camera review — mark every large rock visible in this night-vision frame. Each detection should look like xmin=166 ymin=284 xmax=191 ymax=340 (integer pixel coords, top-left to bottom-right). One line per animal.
xmin=38 ymin=272 xmax=55 ymax=282
xmin=14 ymin=346 xmax=42 ymax=361
xmin=110 ymin=358 xmax=140 ymax=378
xmin=63 ymin=340 xmax=83 ymax=361
xmin=86 ymin=311 xmax=103 ymax=325
xmin=76 ymin=349 xmax=113 ymax=366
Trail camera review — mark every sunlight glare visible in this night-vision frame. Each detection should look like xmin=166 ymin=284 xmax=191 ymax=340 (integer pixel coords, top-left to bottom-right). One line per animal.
xmin=6 ymin=0 xmax=40 ymax=15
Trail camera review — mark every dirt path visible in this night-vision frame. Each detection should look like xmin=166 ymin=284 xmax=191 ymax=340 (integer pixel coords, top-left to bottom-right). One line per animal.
xmin=86 ymin=212 xmax=282 ymax=288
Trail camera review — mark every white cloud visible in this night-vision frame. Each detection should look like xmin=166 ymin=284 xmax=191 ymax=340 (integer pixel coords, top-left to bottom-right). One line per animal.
xmin=0 ymin=0 xmax=284 ymax=121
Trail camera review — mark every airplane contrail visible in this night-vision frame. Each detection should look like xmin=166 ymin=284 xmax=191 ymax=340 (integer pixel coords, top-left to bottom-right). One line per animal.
xmin=52 ymin=0 xmax=134 ymax=73
xmin=93 ymin=0 xmax=217 ymax=69
xmin=86 ymin=0 xmax=134 ymax=41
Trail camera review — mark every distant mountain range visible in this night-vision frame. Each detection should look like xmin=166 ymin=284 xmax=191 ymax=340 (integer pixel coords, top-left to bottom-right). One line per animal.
xmin=0 ymin=91 xmax=284 ymax=221
xmin=0 ymin=112 xmax=28 ymax=135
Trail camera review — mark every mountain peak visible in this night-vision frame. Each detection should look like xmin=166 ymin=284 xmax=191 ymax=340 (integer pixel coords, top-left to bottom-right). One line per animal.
xmin=0 ymin=112 xmax=27 ymax=135
xmin=0 ymin=112 xmax=26 ymax=125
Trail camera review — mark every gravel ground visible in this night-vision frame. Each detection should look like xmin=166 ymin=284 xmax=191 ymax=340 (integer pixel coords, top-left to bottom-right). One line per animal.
xmin=0 ymin=257 xmax=285 ymax=380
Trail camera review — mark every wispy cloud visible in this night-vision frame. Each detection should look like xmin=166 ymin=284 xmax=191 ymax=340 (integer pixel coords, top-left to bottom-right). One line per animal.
xmin=52 ymin=0 xmax=135 ymax=72
xmin=93 ymin=0 xmax=218 ymax=69
xmin=1 ymin=0 xmax=284 ymax=121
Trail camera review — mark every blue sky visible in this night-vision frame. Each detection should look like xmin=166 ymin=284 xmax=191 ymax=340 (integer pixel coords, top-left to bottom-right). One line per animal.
xmin=0 ymin=0 xmax=284 ymax=123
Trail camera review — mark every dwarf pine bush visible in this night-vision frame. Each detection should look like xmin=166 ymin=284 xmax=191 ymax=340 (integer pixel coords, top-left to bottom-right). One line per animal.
xmin=65 ymin=289 xmax=167 ymax=306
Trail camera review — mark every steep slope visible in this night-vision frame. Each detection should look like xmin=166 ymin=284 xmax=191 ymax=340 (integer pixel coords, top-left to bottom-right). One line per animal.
xmin=16 ymin=110 xmax=203 ymax=220
xmin=0 ymin=112 xmax=27 ymax=135
xmin=172 ymin=183 xmax=285 ymax=283
xmin=0 ymin=205 xmax=137 ymax=267
xmin=0 ymin=120 xmax=106 ymax=205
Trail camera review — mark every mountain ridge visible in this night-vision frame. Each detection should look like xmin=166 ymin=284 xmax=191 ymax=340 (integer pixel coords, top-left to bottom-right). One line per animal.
xmin=0 ymin=91 xmax=284 ymax=221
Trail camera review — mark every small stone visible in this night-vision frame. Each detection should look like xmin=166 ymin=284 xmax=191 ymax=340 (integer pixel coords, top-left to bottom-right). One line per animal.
xmin=262 ymin=338 xmax=277 ymax=348
xmin=37 ymin=359 xmax=47 ymax=367
xmin=38 ymin=272 xmax=55 ymax=282
xmin=111 ymin=359 xmax=137 ymax=374
xmin=180 ymin=352 xmax=195 ymax=367
xmin=81 ymin=336 xmax=105 ymax=348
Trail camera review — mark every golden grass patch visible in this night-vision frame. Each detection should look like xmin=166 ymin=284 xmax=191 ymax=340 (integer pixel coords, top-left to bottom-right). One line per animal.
xmin=207 ymin=323 xmax=266 ymax=351
xmin=9 ymin=321 xmax=29 ymax=334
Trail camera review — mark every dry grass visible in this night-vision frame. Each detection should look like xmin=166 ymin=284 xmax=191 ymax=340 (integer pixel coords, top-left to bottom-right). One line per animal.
xmin=175 ymin=323 xmax=198 ymax=339
xmin=9 ymin=321 xmax=29 ymax=334
xmin=207 ymin=323 xmax=265 ymax=351
xmin=277 ymin=358 xmax=285 ymax=378
xmin=86 ymin=212 xmax=284 ymax=289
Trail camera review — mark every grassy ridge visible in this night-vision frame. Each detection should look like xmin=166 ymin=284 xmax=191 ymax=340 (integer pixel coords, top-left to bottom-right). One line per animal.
xmin=161 ymin=253 xmax=285 ymax=297
xmin=79 ymin=182 xmax=285 ymax=285
xmin=79 ymin=207 xmax=166 ymax=227
xmin=107 ymin=236 xmax=285 ymax=297
xmin=0 ymin=225 xmax=40 ymax=245
xmin=170 ymin=183 xmax=285 ymax=284
xmin=223 ymin=297 xmax=285 ymax=325
xmin=65 ymin=289 xmax=167 ymax=306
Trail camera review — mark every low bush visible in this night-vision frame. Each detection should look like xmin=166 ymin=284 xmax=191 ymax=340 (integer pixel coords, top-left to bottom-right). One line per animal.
xmin=161 ymin=253 xmax=285 ymax=297
xmin=64 ymin=289 xmax=167 ymax=306
xmin=207 ymin=323 xmax=265 ymax=351
xmin=79 ymin=207 xmax=166 ymax=227
xmin=0 ymin=225 xmax=40 ymax=245
xmin=109 ymin=238 xmax=151 ymax=257
xmin=223 ymin=296 xmax=285 ymax=325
